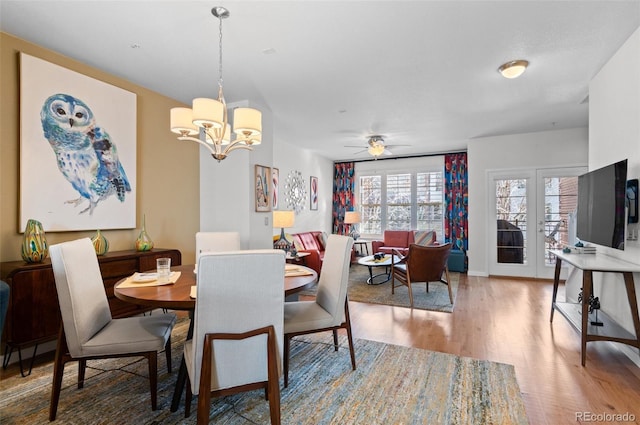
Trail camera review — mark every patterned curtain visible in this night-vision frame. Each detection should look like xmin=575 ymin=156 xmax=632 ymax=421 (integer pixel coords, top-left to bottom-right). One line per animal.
xmin=332 ymin=162 xmax=356 ymax=235
xmin=444 ymin=153 xmax=468 ymax=251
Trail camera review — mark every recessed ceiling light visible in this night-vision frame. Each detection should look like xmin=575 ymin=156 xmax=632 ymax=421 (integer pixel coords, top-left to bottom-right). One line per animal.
xmin=130 ymin=43 xmax=141 ymax=49
xmin=498 ymin=60 xmax=529 ymax=79
xmin=262 ymin=48 xmax=277 ymax=55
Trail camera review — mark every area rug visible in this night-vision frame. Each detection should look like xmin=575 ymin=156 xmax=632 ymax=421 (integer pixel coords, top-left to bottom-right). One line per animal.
xmin=0 ymin=318 xmax=527 ymax=424
xmin=304 ymin=264 xmax=459 ymax=313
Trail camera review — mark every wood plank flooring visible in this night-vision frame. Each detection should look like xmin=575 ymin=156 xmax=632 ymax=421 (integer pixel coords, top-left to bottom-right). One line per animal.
xmin=348 ymin=274 xmax=640 ymax=425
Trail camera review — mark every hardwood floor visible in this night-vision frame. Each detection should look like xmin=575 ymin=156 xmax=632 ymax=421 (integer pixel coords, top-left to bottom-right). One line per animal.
xmin=348 ymin=274 xmax=640 ymax=425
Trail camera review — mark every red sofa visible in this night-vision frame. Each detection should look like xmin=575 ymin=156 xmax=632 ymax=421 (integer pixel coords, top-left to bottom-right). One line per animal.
xmin=291 ymin=231 xmax=356 ymax=275
xmin=371 ymin=230 xmax=436 ymax=256
xmin=291 ymin=231 xmax=326 ymax=275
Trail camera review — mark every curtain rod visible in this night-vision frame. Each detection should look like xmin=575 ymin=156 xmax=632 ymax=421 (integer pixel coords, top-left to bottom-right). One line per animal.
xmin=333 ymin=150 xmax=467 ymax=164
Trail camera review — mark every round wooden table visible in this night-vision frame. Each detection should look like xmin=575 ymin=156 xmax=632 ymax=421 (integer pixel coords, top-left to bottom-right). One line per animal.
xmin=114 ymin=264 xmax=317 ymax=310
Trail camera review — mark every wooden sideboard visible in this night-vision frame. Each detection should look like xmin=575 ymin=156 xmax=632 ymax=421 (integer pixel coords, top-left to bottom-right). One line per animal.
xmin=1 ymin=248 xmax=181 ymax=376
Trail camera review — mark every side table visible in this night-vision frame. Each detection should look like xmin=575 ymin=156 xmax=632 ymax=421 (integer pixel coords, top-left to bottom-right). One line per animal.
xmin=353 ymin=240 xmax=370 ymax=256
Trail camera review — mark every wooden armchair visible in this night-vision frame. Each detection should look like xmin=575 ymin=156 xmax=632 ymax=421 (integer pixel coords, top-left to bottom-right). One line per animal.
xmin=391 ymin=243 xmax=453 ymax=308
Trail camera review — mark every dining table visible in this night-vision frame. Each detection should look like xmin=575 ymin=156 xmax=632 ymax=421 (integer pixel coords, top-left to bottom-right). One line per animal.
xmin=113 ymin=263 xmax=318 ymax=412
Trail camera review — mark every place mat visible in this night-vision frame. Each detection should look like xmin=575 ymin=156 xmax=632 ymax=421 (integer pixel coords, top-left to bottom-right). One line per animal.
xmin=285 ymin=269 xmax=314 ymax=277
xmin=117 ymin=271 xmax=181 ymax=288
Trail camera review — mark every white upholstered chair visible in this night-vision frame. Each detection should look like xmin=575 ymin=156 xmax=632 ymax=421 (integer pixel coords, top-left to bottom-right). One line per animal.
xmin=48 ymin=238 xmax=176 ymax=421
xmin=195 ymin=231 xmax=241 ymax=258
xmin=184 ymin=250 xmax=285 ymax=424
xmin=283 ymin=234 xmax=355 ymax=387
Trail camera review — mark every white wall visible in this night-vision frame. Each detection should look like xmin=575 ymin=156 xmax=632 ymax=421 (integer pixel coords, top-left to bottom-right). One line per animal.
xmin=587 ymin=27 xmax=640 ymax=363
xmin=273 ymin=142 xmax=334 ymax=236
xmin=467 ymin=127 xmax=589 ymax=276
xmin=199 ymin=100 xmax=274 ymax=250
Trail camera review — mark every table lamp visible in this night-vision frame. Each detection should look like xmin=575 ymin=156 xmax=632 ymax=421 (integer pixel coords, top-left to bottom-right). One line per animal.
xmin=344 ymin=211 xmax=361 ymax=240
xmin=273 ymin=210 xmax=295 ymax=252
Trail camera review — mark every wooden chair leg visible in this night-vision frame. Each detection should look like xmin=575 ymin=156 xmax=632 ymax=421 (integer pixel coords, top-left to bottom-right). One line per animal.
xmin=284 ymin=335 xmax=291 ymax=388
xmin=344 ymin=300 xmax=356 ymax=371
xmin=165 ymin=336 xmax=172 ymax=373
xmin=444 ymin=267 xmax=453 ymax=303
xmin=332 ymin=329 xmax=339 ymax=351
xmin=407 ymin=280 xmax=414 ymax=308
xmin=78 ymin=359 xmax=86 ymax=389
xmin=147 ymin=352 xmax=158 ymax=410
xmin=266 ymin=326 xmax=281 ymax=425
xmin=49 ymin=339 xmax=67 ymax=421
xmin=185 ymin=377 xmax=192 ymax=418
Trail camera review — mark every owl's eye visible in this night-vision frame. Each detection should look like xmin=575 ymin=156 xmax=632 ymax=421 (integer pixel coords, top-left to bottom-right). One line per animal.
xmin=56 ymin=107 xmax=66 ymax=116
xmin=75 ymin=112 xmax=85 ymax=119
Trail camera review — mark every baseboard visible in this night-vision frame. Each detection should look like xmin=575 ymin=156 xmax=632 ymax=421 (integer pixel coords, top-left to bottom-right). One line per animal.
xmin=467 ymin=270 xmax=488 ymax=277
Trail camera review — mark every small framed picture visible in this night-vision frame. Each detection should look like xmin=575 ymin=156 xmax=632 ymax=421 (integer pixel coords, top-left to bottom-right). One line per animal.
xmin=255 ymin=164 xmax=271 ymax=212
xmin=272 ymin=167 xmax=279 ymax=210
xmin=310 ymin=176 xmax=318 ymax=210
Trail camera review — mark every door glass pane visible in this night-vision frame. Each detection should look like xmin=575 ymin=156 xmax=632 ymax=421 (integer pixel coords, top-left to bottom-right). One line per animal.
xmin=496 ymin=179 xmax=527 ymax=264
xmin=543 ymin=176 xmax=578 ymax=265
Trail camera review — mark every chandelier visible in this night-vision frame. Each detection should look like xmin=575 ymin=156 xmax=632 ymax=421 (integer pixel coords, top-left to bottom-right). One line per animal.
xmin=170 ymin=7 xmax=262 ymax=162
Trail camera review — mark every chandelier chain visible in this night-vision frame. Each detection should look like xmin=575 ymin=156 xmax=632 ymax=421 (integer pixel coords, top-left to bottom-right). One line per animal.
xmin=218 ymin=13 xmax=223 ymax=91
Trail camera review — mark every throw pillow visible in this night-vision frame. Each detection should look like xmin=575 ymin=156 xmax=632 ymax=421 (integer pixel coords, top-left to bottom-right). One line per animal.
xmin=414 ymin=230 xmax=436 ymax=246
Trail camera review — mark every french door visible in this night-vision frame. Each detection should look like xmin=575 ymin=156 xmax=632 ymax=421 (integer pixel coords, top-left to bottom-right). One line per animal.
xmin=488 ymin=167 xmax=585 ymax=279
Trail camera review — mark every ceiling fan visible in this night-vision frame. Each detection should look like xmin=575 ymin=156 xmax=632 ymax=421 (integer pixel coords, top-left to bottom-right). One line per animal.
xmin=345 ymin=135 xmax=409 ymax=159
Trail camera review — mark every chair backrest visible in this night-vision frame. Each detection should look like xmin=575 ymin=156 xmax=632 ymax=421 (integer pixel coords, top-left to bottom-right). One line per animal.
xmin=315 ymin=235 xmax=354 ymax=326
xmin=406 ymin=242 xmax=452 ymax=282
xmin=49 ymin=238 xmax=112 ymax=357
xmin=195 ymin=232 xmax=241 ymax=259
xmin=190 ymin=249 xmax=285 ymax=393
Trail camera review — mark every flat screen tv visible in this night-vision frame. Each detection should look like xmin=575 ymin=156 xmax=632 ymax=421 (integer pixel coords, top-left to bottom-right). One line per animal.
xmin=576 ymin=159 xmax=628 ymax=250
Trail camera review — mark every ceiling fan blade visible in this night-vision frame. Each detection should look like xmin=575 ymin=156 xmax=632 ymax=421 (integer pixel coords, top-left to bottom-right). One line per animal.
xmin=384 ymin=144 xmax=411 ymax=149
xmin=383 ymin=149 xmax=393 ymax=156
xmin=344 ymin=145 xmax=366 ymax=148
xmin=353 ymin=149 xmax=368 ymax=155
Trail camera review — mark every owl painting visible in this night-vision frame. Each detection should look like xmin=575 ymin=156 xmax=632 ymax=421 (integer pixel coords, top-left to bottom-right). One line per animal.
xmin=41 ymin=93 xmax=131 ymax=215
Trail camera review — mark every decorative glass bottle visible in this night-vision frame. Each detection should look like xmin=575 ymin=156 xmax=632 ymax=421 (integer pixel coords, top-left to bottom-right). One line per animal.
xmin=135 ymin=214 xmax=154 ymax=252
xmin=91 ymin=229 xmax=109 ymax=256
xmin=21 ymin=219 xmax=49 ymax=263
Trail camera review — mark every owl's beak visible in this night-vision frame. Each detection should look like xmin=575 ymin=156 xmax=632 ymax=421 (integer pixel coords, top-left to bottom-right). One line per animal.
xmin=68 ymin=118 xmax=74 ymax=127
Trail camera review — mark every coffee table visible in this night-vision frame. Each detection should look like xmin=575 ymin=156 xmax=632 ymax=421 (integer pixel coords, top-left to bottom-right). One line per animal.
xmin=357 ymin=254 xmax=400 ymax=285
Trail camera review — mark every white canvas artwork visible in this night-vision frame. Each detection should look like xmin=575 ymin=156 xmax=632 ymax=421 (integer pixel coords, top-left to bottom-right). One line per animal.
xmin=19 ymin=53 xmax=137 ymax=231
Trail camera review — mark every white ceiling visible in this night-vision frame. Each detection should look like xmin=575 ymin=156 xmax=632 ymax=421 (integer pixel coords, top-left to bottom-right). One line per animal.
xmin=2 ymin=1 xmax=639 ymax=161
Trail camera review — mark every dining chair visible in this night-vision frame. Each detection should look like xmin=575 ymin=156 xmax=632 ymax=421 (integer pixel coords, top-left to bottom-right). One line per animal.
xmin=48 ymin=238 xmax=176 ymax=421
xmin=195 ymin=231 xmax=241 ymax=258
xmin=391 ymin=242 xmax=453 ymax=308
xmin=282 ymin=234 xmax=355 ymax=387
xmin=184 ymin=250 xmax=285 ymax=425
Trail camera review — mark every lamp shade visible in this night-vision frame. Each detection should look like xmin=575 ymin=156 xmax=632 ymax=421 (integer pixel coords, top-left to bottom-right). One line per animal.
xmin=273 ymin=210 xmax=295 ymax=228
xmin=344 ymin=211 xmax=361 ymax=224
xmin=368 ymin=144 xmax=385 ymax=157
xmin=170 ymin=107 xmax=198 ymax=135
xmin=233 ymin=107 xmax=262 ymax=137
xmin=192 ymin=97 xmax=225 ymax=128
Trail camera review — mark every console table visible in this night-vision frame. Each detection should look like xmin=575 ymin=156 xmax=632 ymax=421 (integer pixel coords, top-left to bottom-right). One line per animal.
xmin=549 ymin=250 xmax=640 ymax=366
xmin=1 ymin=248 xmax=181 ymax=376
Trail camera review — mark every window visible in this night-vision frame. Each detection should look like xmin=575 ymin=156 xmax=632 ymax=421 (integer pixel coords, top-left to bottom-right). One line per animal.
xmin=358 ymin=167 xmax=443 ymax=237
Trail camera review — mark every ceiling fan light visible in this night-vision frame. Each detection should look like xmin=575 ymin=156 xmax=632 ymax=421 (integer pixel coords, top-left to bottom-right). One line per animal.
xmin=498 ymin=60 xmax=529 ymax=79
xmin=368 ymin=144 xmax=385 ymax=157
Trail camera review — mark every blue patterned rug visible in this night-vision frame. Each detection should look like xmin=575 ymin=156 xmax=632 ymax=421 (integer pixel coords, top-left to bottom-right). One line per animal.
xmin=1 ymin=318 xmax=528 ymax=424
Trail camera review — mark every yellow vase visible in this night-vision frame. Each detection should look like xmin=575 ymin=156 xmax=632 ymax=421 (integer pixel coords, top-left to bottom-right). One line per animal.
xmin=21 ymin=219 xmax=48 ymax=263
xmin=92 ymin=229 xmax=109 ymax=256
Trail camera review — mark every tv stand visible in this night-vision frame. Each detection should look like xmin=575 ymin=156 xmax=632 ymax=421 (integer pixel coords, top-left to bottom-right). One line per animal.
xmin=549 ymin=250 xmax=640 ymax=366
